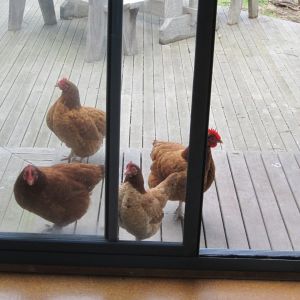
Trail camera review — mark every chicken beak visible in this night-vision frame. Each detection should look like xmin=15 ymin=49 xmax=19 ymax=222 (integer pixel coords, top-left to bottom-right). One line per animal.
xmin=55 ymin=83 xmax=59 ymax=87
xmin=219 ymin=139 xmax=223 ymax=144
xmin=27 ymin=178 xmax=34 ymax=186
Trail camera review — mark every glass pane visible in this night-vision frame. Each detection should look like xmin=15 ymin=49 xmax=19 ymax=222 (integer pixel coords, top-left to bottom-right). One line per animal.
xmin=118 ymin=0 xmax=199 ymax=242
xmin=0 ymin=0 xmax=107 ymax=236
xmin=200 ymin=4 xmax=300 ymax=252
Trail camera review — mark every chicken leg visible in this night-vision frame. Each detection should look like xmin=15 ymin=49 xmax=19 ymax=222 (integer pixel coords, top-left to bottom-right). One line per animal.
xmin=175 ymin=201 xmax=184 ymax=221
xmin=61 ymin=150 xmax=84 ymax=163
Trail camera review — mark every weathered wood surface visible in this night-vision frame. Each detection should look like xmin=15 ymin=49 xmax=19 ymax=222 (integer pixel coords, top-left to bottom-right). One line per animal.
xmin=0 ymin=147 xmax=300 ymax=251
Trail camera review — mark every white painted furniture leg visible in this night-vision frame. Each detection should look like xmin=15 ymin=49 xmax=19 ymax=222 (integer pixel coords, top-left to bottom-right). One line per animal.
xmin=38 ymin=0 xmax=57 ymax=25
xmin=248 ymin=0 xmax=258 ymax=18
xmin=86 ymin=0 xmax=107 ymax=62
xmin=8 ymin=0 xmax=26 ymax=31
xmin=8 ymin=0 xmax=56 ymax=31
xmin=123 ymin=5 xmax=139 ymax=55
xmin=227 ymin=0 xmax=242 ymax=25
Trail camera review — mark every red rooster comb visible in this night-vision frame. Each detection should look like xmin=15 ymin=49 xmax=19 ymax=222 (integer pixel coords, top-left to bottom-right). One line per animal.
xmin=126 ymin=161 xmax=133 ymax=169
xmin=58 ymin=77 xmax=68 ymax=84
xmin=124 ymin=161 xmax=140 ymax=177
xmin=208 ymin=128 xmax=221 ymax=141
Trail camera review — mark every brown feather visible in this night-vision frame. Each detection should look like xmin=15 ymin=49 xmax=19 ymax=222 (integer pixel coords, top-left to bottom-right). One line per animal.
xmin=14 ymin=163 xmax=104 ymax=227
xmin=46 ymin=79 xmax=106 ymax=158
xmin=119 ymin=165 xmax=183 ymax=240
xmin=148 ymin=140 xmax=216 ymax=202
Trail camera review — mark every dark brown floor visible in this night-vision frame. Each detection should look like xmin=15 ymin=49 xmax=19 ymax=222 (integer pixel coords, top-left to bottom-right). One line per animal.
xmin=0 ymin=273 xmax=300 ymax=299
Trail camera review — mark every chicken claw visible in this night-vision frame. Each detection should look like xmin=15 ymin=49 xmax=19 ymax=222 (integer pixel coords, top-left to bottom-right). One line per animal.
xmin=60 ymin=150 xmax=83 ymax=162
xmin=61 ymin=150 xmax=75 ymax=162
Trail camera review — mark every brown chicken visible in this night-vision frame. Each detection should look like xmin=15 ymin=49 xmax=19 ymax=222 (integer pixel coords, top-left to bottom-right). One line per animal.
xmin=47 ymin=78 xmax=106 ymax=161
xmin=119 ymin=162 xmax=183 ymax=240
xmin=14 ymin=163 xmax=105 ymax=232
xmin=148 ymin=129 xmax=222 ymax=219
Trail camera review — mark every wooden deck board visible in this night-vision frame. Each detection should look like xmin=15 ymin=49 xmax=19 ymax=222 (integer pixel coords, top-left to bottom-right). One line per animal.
xmin=244 ymin=152 xmax=292 ymax=250
xmin=202 ymin=182 xmax=227 ymax=249
xmin=262 ymin=153 xmax=300 ymax=250
xmin=19 ymin=20 xmax=73 ymax=147
xmin=228 ymin=152 xmax=270 ymax=249
xmin=151 ymin=16 xmax=168 ymax=142
xmin=142 ymin=14 xmax=155 ymax=147
xmin=213 ymin=151 xmax=249 ymax=249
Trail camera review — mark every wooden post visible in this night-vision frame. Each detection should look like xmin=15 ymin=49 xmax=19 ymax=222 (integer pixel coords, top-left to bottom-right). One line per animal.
xmin=227 ymin=0 xmax=242 ymax=25
xmin=8 ymin=0 xmax=26 ymax=31
xmin=38 ymin=0 xmax=57 ymax=25
xmin=86 ymin=0 xmax=107 ymax=62
xmin=248 ymin=0 xmax=258 ymax=18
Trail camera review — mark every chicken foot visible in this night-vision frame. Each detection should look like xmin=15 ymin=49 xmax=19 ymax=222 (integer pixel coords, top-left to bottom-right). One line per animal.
xmin=42 ymin=224 xmax=63 ymax=234
xmin=175 ymin=201 xmax=184 ymax=221
xmin=61 ymin=150 xmax=75 ymax=162
xmin=61 ymin=150 xmax=84 ymax=163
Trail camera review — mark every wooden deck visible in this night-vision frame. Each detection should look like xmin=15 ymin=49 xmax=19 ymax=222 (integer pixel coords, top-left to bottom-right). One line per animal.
xmin=0 ymin=0 xmax=300 ymax=151
xmin=1 ymin=147 xmax=300 ymax=251
xmin=0 ymin=0 xmax=300 ymax=250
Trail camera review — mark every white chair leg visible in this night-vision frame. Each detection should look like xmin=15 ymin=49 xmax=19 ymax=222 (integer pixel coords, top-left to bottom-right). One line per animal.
xmin=8 ymin=0 xmax=26 ymax=31
xmin=38 ymin=0 xmax=57 ymax=25
xmin=86 ymin=0 xmax=107 ymax=62
xmin=248 ymin=0 xmax=258 ymax=18
xmin=228 ymin=0 xmax=242 ymax=25
xmin=123 ymin=6 xmax=139 ymax=56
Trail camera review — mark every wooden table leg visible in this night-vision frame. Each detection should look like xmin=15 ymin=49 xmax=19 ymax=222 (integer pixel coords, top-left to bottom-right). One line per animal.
xmin=8 ymin=0 xmax=26 ymax=31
